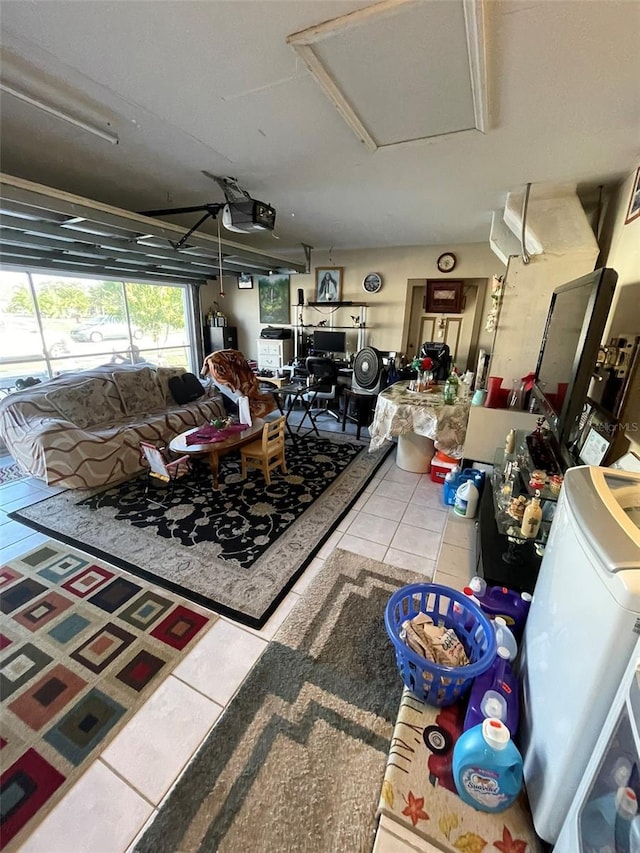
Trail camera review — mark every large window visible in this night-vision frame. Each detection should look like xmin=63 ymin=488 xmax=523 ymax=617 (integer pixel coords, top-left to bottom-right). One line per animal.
xmin=0 ymin=271 xmax=198 ymax=393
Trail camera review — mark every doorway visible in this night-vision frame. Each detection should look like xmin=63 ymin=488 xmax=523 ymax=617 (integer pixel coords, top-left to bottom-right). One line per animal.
xmin=404 ymin=279 xmax=487 ymax=372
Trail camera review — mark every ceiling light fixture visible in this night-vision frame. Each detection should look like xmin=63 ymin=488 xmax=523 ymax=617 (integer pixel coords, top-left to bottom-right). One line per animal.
xmin=0 ymin=82 xmax=119 ymax=145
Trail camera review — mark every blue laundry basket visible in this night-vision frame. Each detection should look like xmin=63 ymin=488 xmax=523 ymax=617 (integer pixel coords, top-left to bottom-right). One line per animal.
xmin=384 ymin=583 xmax=497 ymax=706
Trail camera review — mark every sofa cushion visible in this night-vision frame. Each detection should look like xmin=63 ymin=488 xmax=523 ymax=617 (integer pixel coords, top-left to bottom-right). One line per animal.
xmin=46 ymin=378 xmax=119 ymax=428
xmin=156 ymin=366 xmax=186 ymax=403
xmin=113 ymin=367 xmax=164 ymax=415
xmin=168 ymin=373 xmax=206 ymax=405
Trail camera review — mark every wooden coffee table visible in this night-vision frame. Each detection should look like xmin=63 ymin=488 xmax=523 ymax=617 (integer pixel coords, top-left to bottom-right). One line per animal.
xmin=169 ymin=419 xmax=265 ymax=489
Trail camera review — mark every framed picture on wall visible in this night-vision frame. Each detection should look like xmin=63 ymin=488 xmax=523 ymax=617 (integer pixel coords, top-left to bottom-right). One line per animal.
xmin=238 ymin=273 xmax=253 ymax=289
xmin=424 ymin=280 xmax=464 ymax=313
xmin=258 ymin=274 xmax=290 ymax=324
xmin=625 ymin=165 xmax=640 ymax=224
xmin=315 ymin=267 xmax=343 ymax=303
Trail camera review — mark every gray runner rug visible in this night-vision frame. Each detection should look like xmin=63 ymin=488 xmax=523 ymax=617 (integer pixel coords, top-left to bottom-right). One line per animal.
xmin=135 ymin=548 xmax=419 ymax=853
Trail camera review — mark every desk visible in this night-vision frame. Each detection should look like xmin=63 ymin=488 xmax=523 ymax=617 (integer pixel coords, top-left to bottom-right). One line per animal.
xmin=369 ymin=381 xmax=470 ymax=473
xmin=257 ymin=375 xmax=288 ymax=390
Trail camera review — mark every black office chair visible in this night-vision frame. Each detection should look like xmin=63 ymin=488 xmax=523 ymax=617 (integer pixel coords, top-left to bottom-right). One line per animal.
xmin=419 ymin=342 xmax=451 ymax=381
xmin=303 ymin=357 xmax=340 ymax=421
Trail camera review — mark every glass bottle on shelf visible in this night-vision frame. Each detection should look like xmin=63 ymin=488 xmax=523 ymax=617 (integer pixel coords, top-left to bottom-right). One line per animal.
xmin=507 ymin=379 xmax=526 ymax=410
xmin=498 ymin=460 xmax=520 ymax=510
xmin=520 ymin=490 xmax=543 ymax=539
xmin=505 ymin=429 xmax=516 ymax=458
xmin=444 ymin=366 xmax=459 ymax=404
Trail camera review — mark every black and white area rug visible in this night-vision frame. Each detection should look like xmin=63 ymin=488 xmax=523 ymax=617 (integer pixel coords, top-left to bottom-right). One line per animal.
xmin=12 ymin=434 xmax=391 ymax=627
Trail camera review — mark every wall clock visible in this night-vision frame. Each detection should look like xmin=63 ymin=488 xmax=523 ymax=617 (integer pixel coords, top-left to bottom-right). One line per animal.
xmin=363 ymin=272 xmax=382 ymax=293
xmin=437 ymin=252 xmax=457 ymax=273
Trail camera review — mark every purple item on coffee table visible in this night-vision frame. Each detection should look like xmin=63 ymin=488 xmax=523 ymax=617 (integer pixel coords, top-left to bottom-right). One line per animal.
xmin=185 ymin=423 xmax=250 ymax=445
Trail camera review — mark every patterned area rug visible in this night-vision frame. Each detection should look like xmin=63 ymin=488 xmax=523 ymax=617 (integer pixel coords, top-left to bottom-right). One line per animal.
xmin=13 ymin=434 xmax=391 ymax=628
xmin=0 ymin=539 xmax=214 ymax=851
xmin=135 ymin=548 xmax=419 ymax=853
xmin=0 ymin=462 xmax=29 ymax=486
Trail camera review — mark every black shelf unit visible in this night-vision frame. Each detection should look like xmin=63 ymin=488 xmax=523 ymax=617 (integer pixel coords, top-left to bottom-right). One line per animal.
xmin=475 ymin=481 xmax=542 ymax=594
xmin=204 ymin=325 xmax=237 ymax=352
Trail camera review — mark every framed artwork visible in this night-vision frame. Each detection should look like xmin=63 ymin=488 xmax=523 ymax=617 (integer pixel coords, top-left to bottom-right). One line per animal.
xmin=258 ymin=274 xmax=290 ymax=324
xmin=574 ymin=402 xmax=619 ymax=466
xmin=315 ymin=267 xmax=343 ymax=303
xmin=579 ymin=426 xmax=613 ymax=466
xmin=238 ymin=273 xmax=253 ymax=289
xmin=625 ymin=166 xmax=640 ymax=224
xmin=424 ymin=280 xmax=464 ymax=313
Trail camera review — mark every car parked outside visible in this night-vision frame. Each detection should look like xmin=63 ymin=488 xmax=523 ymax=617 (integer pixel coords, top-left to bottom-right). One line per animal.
xmin=0 ymin=315 xmax=70 ymax=359
xmin=70 ymin=315 xmax=144 ymax=343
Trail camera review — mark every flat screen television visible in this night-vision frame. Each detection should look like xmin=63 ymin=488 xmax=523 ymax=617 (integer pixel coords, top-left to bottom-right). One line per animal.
xmin=313 ymin=330 xmax=346 ymax=355
xmin=532 ymin=267 xmax=617 ymax=457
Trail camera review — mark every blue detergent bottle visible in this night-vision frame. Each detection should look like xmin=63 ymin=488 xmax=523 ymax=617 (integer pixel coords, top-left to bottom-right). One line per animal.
xmin=452 ymin=718 xmax=523 ymax=812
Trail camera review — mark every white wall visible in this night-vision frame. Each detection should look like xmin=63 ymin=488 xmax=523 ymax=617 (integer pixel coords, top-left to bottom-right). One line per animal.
xmin=599 ymin=165 xmax=640 ymax=457
xmin=489 ymin=250 xmax=599 ymax=384
xmin=201 ymin=242 xmax=502 ymax=362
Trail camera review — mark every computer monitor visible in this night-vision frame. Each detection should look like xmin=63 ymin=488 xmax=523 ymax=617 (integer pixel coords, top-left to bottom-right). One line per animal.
xmin=313 ymin=330 xmax=346 ymax=356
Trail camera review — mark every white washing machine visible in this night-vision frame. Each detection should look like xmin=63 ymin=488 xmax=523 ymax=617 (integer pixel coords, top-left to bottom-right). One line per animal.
xmin=519 ymin=466 xmax=640 ymax=844
xmin=554 ymin=637 xmax=640 ymax=853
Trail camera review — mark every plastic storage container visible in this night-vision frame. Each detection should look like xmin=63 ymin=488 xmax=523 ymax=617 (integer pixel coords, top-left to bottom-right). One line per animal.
xmin=453 ymin=718 xmax=524 ymax=812
xmin=469 ymin=578 xmax=532 ymax=640
xmin=580 ymin=787 xmax=638 ymax=852
xmin=384 ymin=583 xmax=497 ymax=706
xmin=443 ymin=466 xmax=461 ymax=505
xmin=493 ymin=617 xmax=518 ymax=661
xmin=629 ymin=813 xmax=640 ymax=852
xmin=454 ymin=480 xmax=479 ymax=518
xmin=463 ymin=646 xmax=520 ymax=736
xmin=617 ymin=788 xmax=638 ymax=853
xmin=431 ymin=457 xmax=458 ymax=484
xmin=443 ymin=468 xmax=486 ymax=504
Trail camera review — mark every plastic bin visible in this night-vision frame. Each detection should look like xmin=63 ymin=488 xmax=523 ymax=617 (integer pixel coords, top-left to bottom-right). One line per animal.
xmin=384 ymin=583 xmax=498 ymax=706
xmin=443 ymin=468 xmax=486 ymax=504
xmin=431 ymin=458 xmax=458 ymax=484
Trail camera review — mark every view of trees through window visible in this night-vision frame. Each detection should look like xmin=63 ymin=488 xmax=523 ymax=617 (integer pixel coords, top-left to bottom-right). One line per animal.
xmin=0 ymin=271 xmax=197 ymax=392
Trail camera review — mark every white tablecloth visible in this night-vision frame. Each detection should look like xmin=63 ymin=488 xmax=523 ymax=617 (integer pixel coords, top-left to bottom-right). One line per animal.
xmin=368 ymin=380 xmax=470 ymax=458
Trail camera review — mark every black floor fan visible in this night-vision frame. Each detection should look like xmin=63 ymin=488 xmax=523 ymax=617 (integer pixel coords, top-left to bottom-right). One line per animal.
xmin=351 ymin=347 xmax=388 ymax=394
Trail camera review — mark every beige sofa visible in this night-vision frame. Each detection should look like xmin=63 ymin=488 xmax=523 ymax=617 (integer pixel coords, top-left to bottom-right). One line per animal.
xmin=0 ymin=363 xmax=226 ymax=489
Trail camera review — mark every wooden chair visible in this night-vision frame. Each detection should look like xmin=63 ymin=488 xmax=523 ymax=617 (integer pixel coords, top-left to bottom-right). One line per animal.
xmin=239 ymin=416 xmax=287 ymax=485
xmin=139 ymin=441 xmax=192 ymax=504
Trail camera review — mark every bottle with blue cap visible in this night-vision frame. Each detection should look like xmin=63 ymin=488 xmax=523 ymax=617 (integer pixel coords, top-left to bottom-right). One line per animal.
xmin=454 ymin=479 xmax=479 ymax=518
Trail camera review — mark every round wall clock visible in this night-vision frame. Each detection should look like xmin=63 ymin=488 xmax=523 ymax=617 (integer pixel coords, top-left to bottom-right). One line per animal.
xmin=363 ymin=272 xmax=382 ymax=293
xmin=437 ymin=252 xmax=457 ymax=273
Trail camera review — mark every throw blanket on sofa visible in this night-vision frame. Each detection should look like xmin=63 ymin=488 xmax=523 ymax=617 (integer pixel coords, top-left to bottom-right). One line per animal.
xmin=0 ymin=364 xmax=226 ymax=489
xmin=201 ymin=349 xmax=276 ymax=419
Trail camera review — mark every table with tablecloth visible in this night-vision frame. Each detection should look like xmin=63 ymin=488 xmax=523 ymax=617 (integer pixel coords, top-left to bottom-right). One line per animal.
xmin=368 ymin=381 xmax=470 ymax=471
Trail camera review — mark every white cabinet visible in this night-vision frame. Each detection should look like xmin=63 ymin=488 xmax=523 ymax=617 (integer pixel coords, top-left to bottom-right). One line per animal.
xmin=256 ymin=338 xmax=293 ymax=372
xmin=463 ymin=407 xmax=542 ymax=464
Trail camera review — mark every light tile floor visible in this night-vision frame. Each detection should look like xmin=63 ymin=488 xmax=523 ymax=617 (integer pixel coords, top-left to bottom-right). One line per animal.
xmin=0 ymin=433 xmax=475 ymax=853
